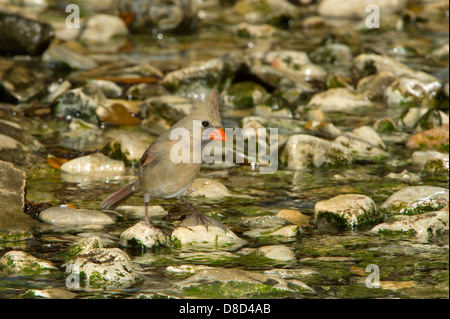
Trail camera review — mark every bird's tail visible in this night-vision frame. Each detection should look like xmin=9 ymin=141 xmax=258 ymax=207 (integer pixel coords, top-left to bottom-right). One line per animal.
xmin=101 ymin=183 xmax=136 ymax=209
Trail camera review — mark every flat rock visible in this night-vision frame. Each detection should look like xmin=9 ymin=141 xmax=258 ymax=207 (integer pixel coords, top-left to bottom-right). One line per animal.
xmin=188 ymin=178 xmax=232 ymax=198
xmin=276 ymin=209 xmax=311 ymax=226
xmin=39 ymin=206 xmax=115 ymax=227
xmin=255 ymin=245 xmax=296 ymax=262
xmin=307 ymin=88 xmax=374 ymax=113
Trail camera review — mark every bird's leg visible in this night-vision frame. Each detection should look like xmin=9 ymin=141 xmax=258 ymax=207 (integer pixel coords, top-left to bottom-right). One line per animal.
xmin=177 ymin=195 xmax=210 ymax=230
xmin=143 ymin=194 xmax=158 ymax=230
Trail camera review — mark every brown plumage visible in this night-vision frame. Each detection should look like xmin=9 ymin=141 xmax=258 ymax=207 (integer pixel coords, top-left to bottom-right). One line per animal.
xmin=101 ymin=89 xmax=226 ymax=228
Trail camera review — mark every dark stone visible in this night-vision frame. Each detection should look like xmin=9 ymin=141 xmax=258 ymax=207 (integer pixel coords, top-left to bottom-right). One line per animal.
xmin=0 ymin=12 xmax=54 ymax=56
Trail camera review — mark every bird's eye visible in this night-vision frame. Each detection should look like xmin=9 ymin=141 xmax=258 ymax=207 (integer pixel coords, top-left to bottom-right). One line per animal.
xmin=201 ymin=120 xmax=210 ymax=127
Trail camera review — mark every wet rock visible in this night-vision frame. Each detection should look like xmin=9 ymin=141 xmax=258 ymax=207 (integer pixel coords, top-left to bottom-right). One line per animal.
xmin=162 ymin=53 xmax=244 ymax=95
xmin=164 ymin=264 xmax=211 ymax=279
xmin=53 ymin=86 xmax=107 ymax=124
xmin=171 ymin=214 xmax=247 ymax=248
xmin=0 ymin=58 xmax=47 ymax=103
xmin=412 ymin=150 xmax=449 ymax=173
xmin=243 ymin=225 xmax=299 ymax=243
xmin=255 ymin=245 xmax=296 ymax=262
xmin=57 ymin=236 xmax=104 ymax=261
xmin=88 ymin=80 xmax=123 ymax=99
xmin=307 ymin=88 xmax=374 ymax=113
xmin=398 ymin=107 xmax=429 ymax=131
xmin=60 ymin=153 xmax=125 ymax=178
xmin=373 ymin=117 xmax=397 ymax=133
xmin=103 ymin=131 xmax=152 ymax=167
xmin=0 ymin=251 xmax=58 ymax=276
xmin=174 ymin=267 xmax=315 ymax=298
xmin=281 ymin=134 xmax=354 ymax=169
xmin=119 ymin=221 xmax=172 ymax=249
xmin=276 ymin=209 xmax=311 ymax=226
xmin=115 ymin=205 xmax=167 ymax=220
xmin=0 ymin=133 xmax=30 ymax=166
xmin=430 ymin=42 xmax=449 ymax=61
xmin=380 ymin=186 xmax=449 ymax=215
xmin=235 ymin=22 xmax=277 ymax=38
xmin=64 ymin=248 xmax=143 ymax=289
xmin=233 ymin=0 xmax=302 ymax=25
xmin=314 ymin=194 xmax=381 ymax=230
xmin=44 ymin=80 xmax=72 ymax=104
xmin=385 ymin=170 xmax=421 ymax=182
xmin=0 ymin=12 xmax=54 ymax=55
xmin=42 ymin=44 xmax=98 ymax=70
xmin=406 ymin=125 xmax=449 ymax=151
xmin=116 ymin=0 xmax=199 ymax=33
xmin=352 ymin=126 xmax=386 ymax=149
xmin=353 ymin=54 xmax=438 ymax=82
xmin=39 ymin=206 xmax=115 ymax=227
xmin=370 ymin=211 xmax=449 ymax=241
xmin=188 ymin=178 xmax=232 ymax=198
xmin=22 ymin=288 xmax=76 ymax=299
xmin=384 ymin=77 xmax=443 ymax=108
xmin=414 ymin=110 xmax=449 ymax=133
xmin=221 ymin=81 xmax=267 ymax=110
xmin=58 ymin=119 xmax=107 ymax=152
xmin=310 ymin=43 xmax=353 ymax=65
xmin=243 ymin=215 xmax=290 ymax=229
xmin=334 ymin=132 xmax=388 ymax=161
xmin=264 ymin=268 xmax=321 ymax=284
xmin=356 ymin=71 xmax=397 ymax=99
xmin=0 ymin=160 xmax=34 ymax=231
xmin=318 ymin=0 xmax=408 ymax=18
xmin=305 ymin=120 xmax=342 ymax=139
xmin=140 ymin=95 xmax=195 ymax=135
xmin=0 ymin=229 xmax=33 ymax=244
xmin=79 ymin=14 xmax=129 ymax=43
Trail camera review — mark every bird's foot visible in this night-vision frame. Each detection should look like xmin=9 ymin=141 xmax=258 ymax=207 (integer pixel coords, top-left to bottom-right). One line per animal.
xmin=192 ymin=211 xmax=211 ymax=231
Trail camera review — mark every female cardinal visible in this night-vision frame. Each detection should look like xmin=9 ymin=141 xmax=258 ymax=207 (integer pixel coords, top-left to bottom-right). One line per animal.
xmin=101 ymin=89 xmax=226 ymax=228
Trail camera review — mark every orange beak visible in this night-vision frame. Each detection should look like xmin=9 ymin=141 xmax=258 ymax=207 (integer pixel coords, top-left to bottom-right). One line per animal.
xmin=209 ymin=127 xmax=227 ymax=142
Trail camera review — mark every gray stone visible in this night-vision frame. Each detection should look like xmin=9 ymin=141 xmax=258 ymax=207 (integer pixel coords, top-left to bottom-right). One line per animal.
xmin=380 ymin=186 xmax=449 ymax=215
xmin=243 ymin=215 xmax=290 ymax=229
xmin=188 ymin=178 xmax=232 ymax=198
xmin=255 ymin=245 xmax=296 ymax=262
xmin=318 ymin=0 xmax=408 ymax=18
xmin=39 ymin=206 xmax=115 ymax=227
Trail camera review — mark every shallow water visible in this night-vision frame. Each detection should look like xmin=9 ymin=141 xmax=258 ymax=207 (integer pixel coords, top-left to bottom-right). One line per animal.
xmin=1 ymin=2 xmax=449 ymax=299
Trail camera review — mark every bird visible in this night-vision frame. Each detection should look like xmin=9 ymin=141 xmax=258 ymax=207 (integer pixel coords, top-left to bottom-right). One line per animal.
xmin=101 ymin=89 xmax=226 ymax=229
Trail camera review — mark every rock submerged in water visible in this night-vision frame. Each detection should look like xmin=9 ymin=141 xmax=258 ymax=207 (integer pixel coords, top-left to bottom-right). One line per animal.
xmin=314 ymin=194 xmax=382 ymax=231
xmin=370 ymin=211 xmax=449 ymax=241
xmin=173 ymin=267 xmax=315 ymax=298
xmin=64 ymin=247 xmax=143 ymax=289
xmin=380 ymin=186 xmax=449 ymax=215
xmin=0 ymin=251 xmax=58 ymax=276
